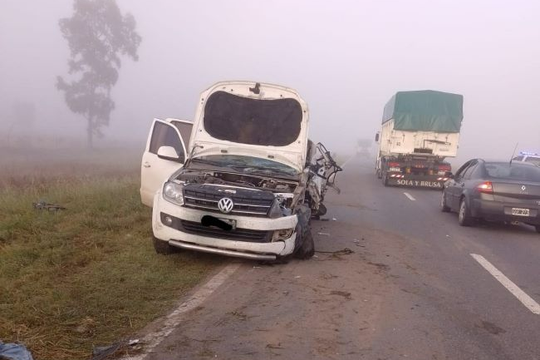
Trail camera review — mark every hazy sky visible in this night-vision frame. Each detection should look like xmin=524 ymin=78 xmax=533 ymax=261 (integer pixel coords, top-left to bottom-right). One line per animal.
xmin=1 ymin=0 xmax=539 ymax=162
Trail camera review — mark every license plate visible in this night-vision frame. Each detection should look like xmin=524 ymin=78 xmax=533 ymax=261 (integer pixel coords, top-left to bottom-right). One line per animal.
xmin=219 ymin=218 xmax=237 ymax=229
xmin=511 ymin=208 xmax=530 ymax=217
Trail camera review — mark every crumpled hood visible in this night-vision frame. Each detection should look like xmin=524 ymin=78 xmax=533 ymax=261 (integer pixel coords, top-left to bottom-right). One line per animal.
xmin=188 ymin=81 xmax=309 ymax=172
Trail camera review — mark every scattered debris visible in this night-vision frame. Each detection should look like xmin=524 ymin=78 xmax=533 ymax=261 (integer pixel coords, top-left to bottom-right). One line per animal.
xmin=320 ymin=218 xmax=330 ymax=222
xmin=91 ymin=339 xmax=141 ymax=360
xmin=329 ymin=290 xmax=352 ymax=299
xmin=353 ymin=239 xmax=360 ymax=246
xmin=294 ymin=275 xmax=301 ymax=279
xmin=332 ymin=218 xmax=337 ymax=221
xmin=32 ymin=200 xmax=66 ymax=212
xmin=317 ymin=232 xmax=331 ymax=236
xmin=0 ymin=341 xmax=34 ymax=360
xmin=315 ymin=248 xmax=354 ymax=255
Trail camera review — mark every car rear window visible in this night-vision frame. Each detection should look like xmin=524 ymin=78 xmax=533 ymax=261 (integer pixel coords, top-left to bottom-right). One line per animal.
xmin=525 ymin=157 xmax=540 ymax=166
xmin=485 ymin=163 xmax=540 ymax=181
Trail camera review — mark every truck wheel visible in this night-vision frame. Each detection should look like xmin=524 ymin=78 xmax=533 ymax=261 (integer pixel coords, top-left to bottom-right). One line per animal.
xmin=294 ymin=228 xmax=315 ymax=260
xmin=376 ymin=169 xmax=382 ymax=179
xmin=382 ymin=172 xmax=389 ymax=187
xmin=535 ymin=225 xmax=540 ymax=234
xmin=440 ymin=191 xmax=451 ymax=212
xmin=152 ymin=236 xmax=177 ymax=255
xmin=458 ymin=198 xmax=473 ymax=227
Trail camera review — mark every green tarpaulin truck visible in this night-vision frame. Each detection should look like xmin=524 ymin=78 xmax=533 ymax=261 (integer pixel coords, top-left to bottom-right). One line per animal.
xmin=375 ymin=90 xmax=464 ymax=188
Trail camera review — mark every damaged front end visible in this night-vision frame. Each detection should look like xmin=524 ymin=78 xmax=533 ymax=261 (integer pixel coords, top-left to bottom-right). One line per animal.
xmin=148 ymin=81 xmax=341 ymax=261
xmin=152 ymin=157 xmax=309 ymax=261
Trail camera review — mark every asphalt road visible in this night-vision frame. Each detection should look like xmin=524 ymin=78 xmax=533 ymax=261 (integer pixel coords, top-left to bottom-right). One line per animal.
xmin=140 ymin=155 xmax=540 ymax=360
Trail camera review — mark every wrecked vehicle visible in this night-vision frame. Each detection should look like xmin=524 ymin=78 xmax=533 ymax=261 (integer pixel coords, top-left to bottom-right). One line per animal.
xmin=140 ymin=81 xmax=341 ymax=261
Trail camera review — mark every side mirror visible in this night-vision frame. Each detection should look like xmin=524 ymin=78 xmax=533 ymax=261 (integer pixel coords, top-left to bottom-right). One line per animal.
xmin=157 ymin=146 xmax=184 ymax=163
xmin=375 ymin=133 xmax=380 ymax=142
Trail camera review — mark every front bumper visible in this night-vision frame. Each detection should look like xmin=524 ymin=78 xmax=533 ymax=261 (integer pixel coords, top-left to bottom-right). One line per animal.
xmin=472 ymin=198 xmax=540 ymax=224
xmin=152 ymin=193 xmax=298 ymax=260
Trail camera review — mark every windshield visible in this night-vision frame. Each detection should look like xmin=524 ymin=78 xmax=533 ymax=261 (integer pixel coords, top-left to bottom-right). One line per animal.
xmin=485 ymin=162 xmax=540 ymax=181
xmin=190 ymin=155 xmax=299 ymax=176
xmin=203 ymin=91 xmax=303 ymax=146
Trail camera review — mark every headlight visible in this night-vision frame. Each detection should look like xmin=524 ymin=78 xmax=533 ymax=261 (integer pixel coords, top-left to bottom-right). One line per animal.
xmin=273 ymin=228 xmax=295 ymax=241
xmin=163 ymin=181 xmax=184 ymax=205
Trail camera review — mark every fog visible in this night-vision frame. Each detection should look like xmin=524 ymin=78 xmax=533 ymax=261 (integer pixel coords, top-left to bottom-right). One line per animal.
xmin=1 ymin=0 xmax=539 ymax=164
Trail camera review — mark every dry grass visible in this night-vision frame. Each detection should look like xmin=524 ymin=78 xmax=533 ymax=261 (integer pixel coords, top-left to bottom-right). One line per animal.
xmin=0 ymin=147 xmax=222 ymax=360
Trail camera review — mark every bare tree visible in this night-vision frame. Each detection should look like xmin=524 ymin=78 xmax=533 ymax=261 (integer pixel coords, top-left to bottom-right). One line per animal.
xmin=57 ymin=0 xmax=141 ymax=148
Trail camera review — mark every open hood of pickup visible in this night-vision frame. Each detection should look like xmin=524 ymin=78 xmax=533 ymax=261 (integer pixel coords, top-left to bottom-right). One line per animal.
xmin=188 ymin=81 xmax=310 ymax=172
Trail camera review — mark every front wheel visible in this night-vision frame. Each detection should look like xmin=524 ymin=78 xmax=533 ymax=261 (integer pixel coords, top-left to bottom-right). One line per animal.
xmin=534 ymin=225 xmax=540 ymax=234
xmin=152 ymin=236 xmax=178 ymax=255
xmin=458 ymin=198 xmax=474 ymax=226
xmin=294 ymin=228 xmax=315 ymax=260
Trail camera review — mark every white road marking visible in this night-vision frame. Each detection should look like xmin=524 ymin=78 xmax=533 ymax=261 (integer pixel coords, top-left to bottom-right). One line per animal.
xmin=404 ymin=192 xmax=416 ymax=201
xmin=121 ymin=263 xmax=242 ymax=360
xmin=470 ymin=254 xmax=540 ymax=315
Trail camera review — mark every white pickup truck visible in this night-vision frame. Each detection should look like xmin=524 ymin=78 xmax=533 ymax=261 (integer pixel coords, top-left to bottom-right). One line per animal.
xmin=140 ymin=81 xmax=341 ymax=262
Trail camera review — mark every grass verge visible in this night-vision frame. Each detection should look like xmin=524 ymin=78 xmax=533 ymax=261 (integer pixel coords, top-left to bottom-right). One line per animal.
xmin=0 ymin=171 xmax=222 ymax=360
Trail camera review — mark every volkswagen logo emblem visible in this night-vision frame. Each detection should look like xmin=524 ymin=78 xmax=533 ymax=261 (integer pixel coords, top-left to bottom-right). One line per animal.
xmin=522 ymin=185 xmax=527 ymax=191
xmin=218 ymin=197 xmax=234 ymax=213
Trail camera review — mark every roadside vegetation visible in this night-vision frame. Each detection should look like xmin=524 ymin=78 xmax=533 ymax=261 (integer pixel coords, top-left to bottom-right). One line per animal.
xmin=0 ymin=147 xmax=222 ymax=360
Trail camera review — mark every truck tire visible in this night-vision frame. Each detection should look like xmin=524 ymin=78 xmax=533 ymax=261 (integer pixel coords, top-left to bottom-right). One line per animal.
xmin=295 ymin=228 xmax=315 ymax=260
xmin=458 ymin=198 xmax=474 ymax=226
xmin=153 ymin=236 xmax=178 ymax=255
xmin=440 ymin=191 xmax=451 ymax=212
xmin=376 ymin=169 xmax=382 ymax=179
xmin=382 ymin=172 xmax=389 ymax=187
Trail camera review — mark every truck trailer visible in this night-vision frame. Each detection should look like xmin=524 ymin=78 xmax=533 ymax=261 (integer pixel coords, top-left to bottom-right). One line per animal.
xmin=375 ymin=90 xmax=464 ymax=188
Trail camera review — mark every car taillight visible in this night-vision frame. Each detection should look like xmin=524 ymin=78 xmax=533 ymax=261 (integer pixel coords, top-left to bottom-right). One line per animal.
xmin=388 ymin=162 xmax=400 ymax=167
xmin=477 ymin=181 xmax=493 ymax=193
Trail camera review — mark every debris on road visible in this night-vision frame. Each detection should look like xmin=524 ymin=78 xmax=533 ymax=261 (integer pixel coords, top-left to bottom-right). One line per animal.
xmin=317 ymin=232 xmax=331 ymax=236
xmin=315 ymin=248 xmax=354 ymax=255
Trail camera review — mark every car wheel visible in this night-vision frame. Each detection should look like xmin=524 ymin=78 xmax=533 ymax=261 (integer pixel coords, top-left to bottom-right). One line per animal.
xmin=535 ymin=225 xmax=540 ymax=234
xmin=152 ymin=236 xmax=177 ymax=255
xmin=294 ymin=228 xmax=315 ymax=260
xmin=440 ymin=191 xmax=451 ymax=212
xmin=458 ymin=198 xmax=473 ymax=226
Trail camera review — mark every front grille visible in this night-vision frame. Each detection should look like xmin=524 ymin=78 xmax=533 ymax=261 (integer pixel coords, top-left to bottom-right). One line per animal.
xmin=183 ymin=185 xmax=274 ymax=216
xmin=180 ymin=220 xmax=272 ymax=243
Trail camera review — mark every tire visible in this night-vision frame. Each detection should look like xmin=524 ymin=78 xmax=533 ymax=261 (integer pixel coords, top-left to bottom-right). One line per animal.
xmin=152 ymin=236 xmax=177 ymax=255
xmin=294 ymin=228 xmax=315 ymax=260
xmin=458 ymin=198 xmax=474 ymax=226
xmin=382 ymin=172 xmax=389 ymax=187
xmin=440 ymin=191 xmax=451 ymax=212
xmin=535 ymin=225 xmax=540 ymax=234
xmin=376 ymin=169 xmax=382 ymax=179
